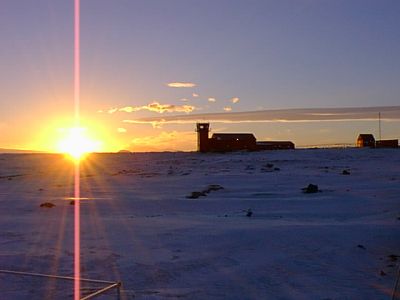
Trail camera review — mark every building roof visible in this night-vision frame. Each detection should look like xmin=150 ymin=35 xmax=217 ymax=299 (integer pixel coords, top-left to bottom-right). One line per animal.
xmin=257 ymin=141 xmax=294 ymax=145
xmin=211 ymin=133 xmax=256 ymax=141
xmin=358 ymin=134 xmax=375 ymax=139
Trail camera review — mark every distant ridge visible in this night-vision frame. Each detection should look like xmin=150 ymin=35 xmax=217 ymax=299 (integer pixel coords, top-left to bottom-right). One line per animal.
xmin=0 ymin=148 xmax=45 ymax=154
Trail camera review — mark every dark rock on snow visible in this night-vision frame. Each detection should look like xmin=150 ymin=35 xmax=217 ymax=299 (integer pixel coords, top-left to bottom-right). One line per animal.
xmin=40 ymin=202 xmax=55 ymax=208
xmin=246 ymin=209 xmax=253 ymax=217
xmin=186 ymin=191 xmax=206 ymax=199
xmin=302 ymin=184 xmax=319 ymax=193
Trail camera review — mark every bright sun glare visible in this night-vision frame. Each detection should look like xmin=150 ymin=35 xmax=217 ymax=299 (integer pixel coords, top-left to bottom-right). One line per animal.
xmin=57 ymin=127 xmax=101 ymax=160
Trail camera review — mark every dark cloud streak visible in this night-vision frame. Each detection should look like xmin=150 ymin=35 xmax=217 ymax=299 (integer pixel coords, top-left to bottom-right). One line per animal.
xmin=123 ymin=106 xmax=400 ymax=126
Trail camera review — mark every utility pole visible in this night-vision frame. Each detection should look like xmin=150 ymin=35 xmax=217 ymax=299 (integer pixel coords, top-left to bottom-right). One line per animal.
xmin=378 ymin=112 xmax=381 ymax=141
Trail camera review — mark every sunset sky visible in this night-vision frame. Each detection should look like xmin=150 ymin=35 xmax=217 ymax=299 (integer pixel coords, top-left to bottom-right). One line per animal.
xmin=1 ymin=0 xmax=400 ymax=152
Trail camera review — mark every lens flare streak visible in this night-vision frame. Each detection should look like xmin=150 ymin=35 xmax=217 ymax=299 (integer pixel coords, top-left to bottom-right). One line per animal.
xmin=74 ymin=161 xmax=80 ymax=300
xmin=74 ymin=0 xmax=81 ymax=299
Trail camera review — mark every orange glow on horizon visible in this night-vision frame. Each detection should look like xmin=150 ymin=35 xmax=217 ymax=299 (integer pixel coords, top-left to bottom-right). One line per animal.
xmin=56 ymin=127 xmax=102 ymax=160
xmin=28 ymin=115 xmax=124 ymax=154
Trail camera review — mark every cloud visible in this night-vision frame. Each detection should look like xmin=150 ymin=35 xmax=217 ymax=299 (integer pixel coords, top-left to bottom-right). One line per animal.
xmin=180 ymin=98 xmax=188 ymax=102
xmin=223 ymin=106 xmax=232 ymax=112
xmin=208 ymin=97 xmax=216 ymax=102
xmin=124 ymin=119 xmax=166 ymax=129
xmin=192 ymin=93 xmax=199 ymax=97
xmin=166 ymin=82 xmax=197 ymax=88
xmin=108 ymin=108 xmax=118 ymax=114
xmin=108 ymin=101 xmax=196 ymax=114
xmin=231 ymin=97 xmax=240 ymax=104
xmin=117 ymin=128 xmax=127 ymax=133
xmin=122 ymin=106 xmax=400 ymax=126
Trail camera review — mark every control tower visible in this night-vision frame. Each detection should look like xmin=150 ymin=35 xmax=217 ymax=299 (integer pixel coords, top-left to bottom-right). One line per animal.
xmin=196 ymin=123 xmax=210 ymax=152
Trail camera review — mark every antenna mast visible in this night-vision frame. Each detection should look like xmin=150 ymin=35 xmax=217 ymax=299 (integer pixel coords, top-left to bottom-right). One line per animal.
xmin=378 ymin=112 xmax=381 ymax=140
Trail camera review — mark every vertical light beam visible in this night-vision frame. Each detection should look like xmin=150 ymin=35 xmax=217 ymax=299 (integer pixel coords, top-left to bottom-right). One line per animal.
xmin=74 ymin=0 xmax=81 ymax=300
xmin=74 ymin=0 xmax=81 ymax=123
xmin=74 ymin=161 xmax=80 ymax=300
xmin=74 ymin=0 xmax=80 ymax=123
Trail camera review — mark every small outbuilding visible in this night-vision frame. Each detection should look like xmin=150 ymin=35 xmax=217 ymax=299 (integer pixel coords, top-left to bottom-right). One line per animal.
xmin=356 ymin=134 xmax=375 ymax=148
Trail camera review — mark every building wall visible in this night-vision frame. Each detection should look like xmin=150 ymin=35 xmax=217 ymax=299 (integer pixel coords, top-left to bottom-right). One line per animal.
xmin=209 ymin=138 xmax=257 ymax=152
xmin=256 ymin=142 xmax=295 ymax=150
xmin=376 ymin=140 xmax=399 ymax=148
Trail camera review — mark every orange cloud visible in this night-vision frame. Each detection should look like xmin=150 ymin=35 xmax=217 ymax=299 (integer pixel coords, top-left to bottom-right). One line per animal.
xmin=208 ymin=97 xmax=216 ymax=102
xmin=167 ymin=82 xmax=197 ymax=88
xmin=231 ymin=97 xmax=240 ymax=104
xmin=117 ymin=128 xmax=127 ymax=133
xmin=107 ymin=108 xmax=118 ymax=114
xmin=109 ymin=101 xmax=196 ymax=114
xmin=123 ymin=119 xmax=165 ymax=128
xmin=223 ymin=106 xmax=232 ymax=112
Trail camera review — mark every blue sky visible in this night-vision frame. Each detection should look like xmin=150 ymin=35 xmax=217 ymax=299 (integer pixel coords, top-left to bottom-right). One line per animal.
xmin=1 ymin=0 xmax=399 ymax=151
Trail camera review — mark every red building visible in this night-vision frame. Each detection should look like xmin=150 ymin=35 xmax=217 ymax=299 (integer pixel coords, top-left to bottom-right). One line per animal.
xmin=196 ymin=123 xmax=295 ymax=152
xmin=209 ymin=133 xmax=257 ymax=152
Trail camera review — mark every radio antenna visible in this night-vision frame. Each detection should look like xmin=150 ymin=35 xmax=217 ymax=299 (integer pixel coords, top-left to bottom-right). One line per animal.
xmin=378 ymin=112 xmax=381 ymax=140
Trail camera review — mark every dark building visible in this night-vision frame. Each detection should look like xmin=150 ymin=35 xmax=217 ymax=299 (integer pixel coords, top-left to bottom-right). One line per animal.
xmin=356 ymin=133 xmax=398 ymax=148
xmin=356 ymin=134 xmax=375 ymax=148
xmin=376 ymin=139 xmax=398 ymax=148
xmin=210 ymin=133 xmax=257 ymax=152
xmin=196 ymin=123 xmax=295 ymax=152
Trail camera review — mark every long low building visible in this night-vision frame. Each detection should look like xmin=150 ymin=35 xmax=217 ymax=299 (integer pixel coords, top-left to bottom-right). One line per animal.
xmin=375 ymin=139 xmax=399 ymax=148
xmin=196 ymin=123 xmax=295 ymax=152
xmin=256 ymin=141 xmax=295 ymax=150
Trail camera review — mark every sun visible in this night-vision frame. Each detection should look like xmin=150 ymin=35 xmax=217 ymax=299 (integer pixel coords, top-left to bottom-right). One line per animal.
xmin=57 ymin=127 xmax=101 ymax=160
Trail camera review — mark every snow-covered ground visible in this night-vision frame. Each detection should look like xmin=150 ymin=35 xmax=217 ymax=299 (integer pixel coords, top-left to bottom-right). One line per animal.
xmin=0 ymin=148 xmax=399 ymax=299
